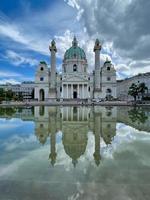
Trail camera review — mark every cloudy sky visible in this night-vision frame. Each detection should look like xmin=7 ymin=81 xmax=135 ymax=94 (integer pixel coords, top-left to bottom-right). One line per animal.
xmin=0 ymin=0 xmax=150 ymax=84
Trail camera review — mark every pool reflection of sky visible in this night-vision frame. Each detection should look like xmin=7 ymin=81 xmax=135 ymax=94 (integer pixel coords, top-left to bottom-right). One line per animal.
xmin=0 ymin=106 xmax=150 ymax=200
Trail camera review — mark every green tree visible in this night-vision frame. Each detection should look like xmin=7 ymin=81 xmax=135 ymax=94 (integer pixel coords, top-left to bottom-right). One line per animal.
xmin=128 ymin=107 xmax=148 ymax=124
xmin=0 ymin=88 xmax=5 ymax=102
xmin=128 ymin=83 xmax=139 ymax=101
xmin=138 ymin=82 xmax=148 ymax=100
xmin=6 ymin=90 xmax=14 ymax=100
xmin=18 ymin=92 xmax=23 ymax=101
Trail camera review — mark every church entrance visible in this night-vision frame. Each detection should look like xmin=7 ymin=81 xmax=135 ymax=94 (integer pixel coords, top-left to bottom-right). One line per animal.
xmin=39 ymin=89 xmax=45 ymax=101
xmin=73 ymin=91 xmax=77 ymax=99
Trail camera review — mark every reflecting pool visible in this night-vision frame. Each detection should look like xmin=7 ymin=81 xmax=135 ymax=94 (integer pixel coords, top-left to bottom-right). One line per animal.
xmin=0 ymin=106 xmax=150 ymax=200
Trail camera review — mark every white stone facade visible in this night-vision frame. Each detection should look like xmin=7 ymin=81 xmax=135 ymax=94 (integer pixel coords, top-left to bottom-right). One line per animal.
xmin=34 ymin=37 xmax=117 ymax=101
xmin=117 ymin=72 xmax=150 ymax=100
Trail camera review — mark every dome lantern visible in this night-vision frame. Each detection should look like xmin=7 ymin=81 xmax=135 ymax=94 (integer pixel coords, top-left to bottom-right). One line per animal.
xmin=72 ymin=36 xmax=78 ymax=47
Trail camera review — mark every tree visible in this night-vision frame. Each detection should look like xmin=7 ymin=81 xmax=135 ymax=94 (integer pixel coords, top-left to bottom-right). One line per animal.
xmin=128 ymin=107 xmax=148 ymax=124
xmin=6 ymin=90 xmax=14 ymax=100
xmin=0 ymin=88 xmax=5 ymax=102
xmin=128 ymin=83 xmax=139 ymax=101
xmin=18 ymin=92 xmax=23 ymax=101
xmin=138 ymin=82 xmax=148 ymax=100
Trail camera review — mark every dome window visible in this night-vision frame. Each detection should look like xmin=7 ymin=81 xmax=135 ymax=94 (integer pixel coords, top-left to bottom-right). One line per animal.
xmin=73 ymin=64 xmax=77 ymax=72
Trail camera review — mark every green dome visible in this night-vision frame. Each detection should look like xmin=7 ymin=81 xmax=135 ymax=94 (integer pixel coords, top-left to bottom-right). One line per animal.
xmin=64 ymin=37 xmax=86 ymax=60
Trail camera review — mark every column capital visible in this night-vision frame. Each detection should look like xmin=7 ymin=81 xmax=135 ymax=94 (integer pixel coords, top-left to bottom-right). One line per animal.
xmin=93 ymin=39 xmax=102 ymax=52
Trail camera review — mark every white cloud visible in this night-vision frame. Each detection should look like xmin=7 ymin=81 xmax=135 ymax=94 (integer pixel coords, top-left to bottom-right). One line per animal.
xmin=0 ymin=79 xmax=21 ymax=84
xmin=5 ymin=50 xmax=38 ymax=66
xmin=0 ymin=70 xmax=21 ymax=78
xmin=64 ymin=0 xmax=150 ymax=78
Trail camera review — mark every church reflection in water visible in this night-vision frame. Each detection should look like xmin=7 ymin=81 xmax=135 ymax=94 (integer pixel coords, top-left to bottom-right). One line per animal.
xmin=34 ymin=106 xmax=117 ymax=167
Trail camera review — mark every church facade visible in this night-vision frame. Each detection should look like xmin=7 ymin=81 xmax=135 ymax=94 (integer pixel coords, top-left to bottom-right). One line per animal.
xmin=34 ymin=37 xmax=116 ymax=101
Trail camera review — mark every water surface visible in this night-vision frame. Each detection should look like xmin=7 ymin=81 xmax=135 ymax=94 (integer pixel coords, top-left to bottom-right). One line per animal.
xmin=0 ymin=106 xmax=150 ymax=200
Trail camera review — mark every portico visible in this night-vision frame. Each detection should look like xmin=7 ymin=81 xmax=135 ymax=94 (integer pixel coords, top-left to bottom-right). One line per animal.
xmin=62 ymin=83 xmax=89 ymax=99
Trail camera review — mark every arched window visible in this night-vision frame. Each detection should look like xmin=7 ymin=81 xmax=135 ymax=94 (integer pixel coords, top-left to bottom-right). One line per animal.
xmin=107 ymin=66 xmax=110 ymax=71
xmin=73 ymin=64 xmax=77 ymax=72
xmin=40 ymin=67 xmax=44 ymax=71
xmin=106 ymin=88 xmax=112 ymax=94
xmin=40 ymin=77 xmax=44 ymax=81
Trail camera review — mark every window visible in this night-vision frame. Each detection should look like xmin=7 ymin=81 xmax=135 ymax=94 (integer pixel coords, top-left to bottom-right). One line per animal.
xmin=40 ymin=77 xmax=44 ymax=81
xmin=107 ymin=124 xmax=111 ymax=128
xmin=107 ymin=77 xmax=111 ymax=81
xmin=106 ymin=88 xmax=112 ymax=93
xmin=40 ymin=67 xmax=44 ymax=71
xmin=40 ymin=124 xmax=44 ymax=128
xmin=88 ymin=87 xmax=90 ymax=92
xmin=107 ymin=67 xmax=110 ymax=71
xmin=60 ymin=87 xmax=62 ymax=92
xmin=73 ymin=64 xmax=77 ymax=72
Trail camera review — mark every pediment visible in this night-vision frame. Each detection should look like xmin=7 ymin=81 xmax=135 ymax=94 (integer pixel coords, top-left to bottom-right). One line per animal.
xmin=63 ymin=75 xmax=88 ymax=82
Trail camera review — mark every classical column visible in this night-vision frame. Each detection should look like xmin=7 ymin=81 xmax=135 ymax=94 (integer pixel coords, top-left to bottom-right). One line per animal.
xmin=77 ymin=84 xmax=79 ymax=98
xmin=82 ymin=107 xmax=84 ymax=120
xmin=71 ymin=107 xmax=73 ymax=120
xmin=77 ymin=107 xmax=79 ymax=121
xmin=67 ymin=84 xmax=68 ymax=98
xmin=86 ymin=85 xmax=89 ymax=98
xmin=71 ymin=84 xmax=73 ymax=99
xmin=93 ymin=113 xmax=101 ymax=166
xmin=67 ymin=107 xmax=68 ymax=121
xmin=94 ymin=39 xmax=102 ymax=90
xmin=62 ymin=84 xmax=64 ymax=98
xmin=82 ymin=84 xmax=84 ymax=99
xmin=49 ymin=132 xmax=57 ymax=166
xmin=49 ymin=40 xmax=57 ymax=89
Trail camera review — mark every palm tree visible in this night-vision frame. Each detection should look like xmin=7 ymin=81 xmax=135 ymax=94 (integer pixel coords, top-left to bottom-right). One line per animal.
xmin=128 ymin=83 xmax=138 ymax=101
xmin=138 ymin=82 xmax=148 ymax=100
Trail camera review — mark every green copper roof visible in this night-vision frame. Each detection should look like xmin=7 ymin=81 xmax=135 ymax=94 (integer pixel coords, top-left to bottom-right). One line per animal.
xmin=64 ymin=37 xmax=86 ymax=60
xmin=40 ymin=61 xmax=47 ymax=65
xmin=104 ymin=57 xmax=111 ymax=65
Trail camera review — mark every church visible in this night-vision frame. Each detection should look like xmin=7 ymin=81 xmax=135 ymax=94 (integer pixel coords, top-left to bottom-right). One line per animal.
xmin=34 ymin=37 xmax=116 ymax=101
